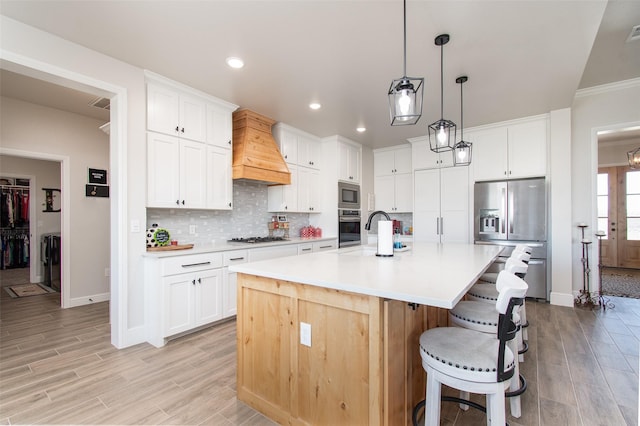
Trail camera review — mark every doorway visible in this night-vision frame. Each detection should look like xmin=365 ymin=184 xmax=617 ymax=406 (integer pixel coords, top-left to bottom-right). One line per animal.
xmin=597 ymin=165 xmax=640 ymax=268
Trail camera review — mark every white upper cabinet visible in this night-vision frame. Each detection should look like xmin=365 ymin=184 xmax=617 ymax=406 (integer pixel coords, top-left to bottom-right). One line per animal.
xmin=274 ymin=124 xmax=321 ymax=169
xmin=470 ymin=116 xmax=548 ymax=182
xmin=338 ymin=140 xmax=361 ymax=183
xmin=147 ymin=83 xmax=207 ymax=142
xmin=410 ymin=139 xmax=454 ymax=170
xmin=269 ymin=123 xmax=323 ymax=213
xmin=147 ymin=132 xmax=207 ymax=209
xmin=145 ymin=72 xmax=238 ymax=210
xmin=206 ymin=102 xmax=233 ymax=149
xmin=373 ymin=145 xmax=413 ymax=213
xmin=374 ymin=146 xmax=412 ymax=176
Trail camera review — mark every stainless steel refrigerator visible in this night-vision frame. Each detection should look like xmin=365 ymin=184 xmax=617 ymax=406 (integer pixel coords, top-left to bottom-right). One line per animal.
xmin=474 ymin=178 xmax=548 ymax=299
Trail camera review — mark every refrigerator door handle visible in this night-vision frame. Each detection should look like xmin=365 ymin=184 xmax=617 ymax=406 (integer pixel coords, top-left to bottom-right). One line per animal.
xmin=501 ymin=188 xmax=506 ymax=235
xmin=508 ymin=189 xmax=515 ymax=235
xmin=441 ymin=217 xmax=444 ymax=235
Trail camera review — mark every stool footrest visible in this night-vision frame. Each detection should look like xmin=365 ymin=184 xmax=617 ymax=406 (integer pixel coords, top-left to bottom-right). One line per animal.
xmin=522 ymin=320 xmax=530 ymax=329
xmin=518 ymin=341 xmax=529 ymax=355
xmin=505 ymin=374 xmax=527 ymax=398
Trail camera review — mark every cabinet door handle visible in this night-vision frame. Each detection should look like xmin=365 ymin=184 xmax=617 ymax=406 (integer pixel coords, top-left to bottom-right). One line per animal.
xmin=175 ymin=126 xmax=180 ymax=132
xmin=176 ymin=200 xmax=180 ymax=205
xmin=228 ymin=140 xmax=231 ymax=145
xmin=229 ymin=257 xmax=245 ymax=261
xmin=180 ymin=127 xmax=185 ymax=133
xmin=228 ymin=202 xmax=232 ymax=207
xmin=181 ymin=261 xmax=211 ymax=268
xmin=181 ymin=200 xmax=185 ymax=205
xmin=192 ymin=279 xmax=196 ymax=285
xmin=197 ymin=278 xmax=201 ymax=284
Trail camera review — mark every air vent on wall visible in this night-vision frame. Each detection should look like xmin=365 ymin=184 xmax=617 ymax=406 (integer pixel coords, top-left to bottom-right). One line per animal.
xmin=627 ymin=24 xmax=640 ymax=43
xmin=89 ymin=96 xmax=110 ymax=110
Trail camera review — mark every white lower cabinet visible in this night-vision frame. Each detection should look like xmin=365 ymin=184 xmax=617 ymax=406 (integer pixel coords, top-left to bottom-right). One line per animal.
xmin=222 ymin=250 xmax=248 ymax=318
xmin=145 ymin=252 xmax=223 ymax=347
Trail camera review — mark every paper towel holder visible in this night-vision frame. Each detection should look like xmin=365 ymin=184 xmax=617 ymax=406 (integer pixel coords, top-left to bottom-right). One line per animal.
xmin=364 ymin=211 xmax=394 ymax=257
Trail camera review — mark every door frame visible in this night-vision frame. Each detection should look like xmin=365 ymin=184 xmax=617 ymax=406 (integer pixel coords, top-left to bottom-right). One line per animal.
xmin=0 ymin=51 xmax=129 ymax=348
xmin=591 ymin=120 xmax=640 ymax=287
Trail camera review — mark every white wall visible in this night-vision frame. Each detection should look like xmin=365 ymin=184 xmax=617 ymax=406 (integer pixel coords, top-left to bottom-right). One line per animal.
xmin=0 ymin=97 xmax=110 ymax=301
xmin=571 ymin=79 xmax=640 ymax=296
xmin=0 ymin=155 xmax=61 ymax=280
xmin=1 ymin=15 xmax=147 ymax=347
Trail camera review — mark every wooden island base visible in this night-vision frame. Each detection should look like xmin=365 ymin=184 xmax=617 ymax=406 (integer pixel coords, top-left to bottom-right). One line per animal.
xmin=237 ymin=273 xmax=450 ymax=426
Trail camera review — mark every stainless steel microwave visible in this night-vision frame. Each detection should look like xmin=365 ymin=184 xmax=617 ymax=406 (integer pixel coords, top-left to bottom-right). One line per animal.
xmin=338 ymin=182 xmax=360 ymax=210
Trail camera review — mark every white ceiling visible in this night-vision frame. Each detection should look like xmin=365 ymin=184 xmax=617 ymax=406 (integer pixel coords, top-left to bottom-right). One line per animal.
xmin=1 ymin=0 xmax=639 ymax=149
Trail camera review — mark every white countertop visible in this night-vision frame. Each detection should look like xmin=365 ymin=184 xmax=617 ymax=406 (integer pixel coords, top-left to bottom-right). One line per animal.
xmin=142 ymin=236 xmax=337 ymax=258
xmin=230 ymin=243 xmax=503 ymax=309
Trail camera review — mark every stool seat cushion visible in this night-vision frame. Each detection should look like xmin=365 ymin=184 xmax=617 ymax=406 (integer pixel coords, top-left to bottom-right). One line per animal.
xmin=468 ymin=283 xmax=499 ymax=302
xmin=479 ymin=272 xmax=498 ymax=283
xmin=420 ymin=327 xmax=515 ymax=383
xmin=450 ymin=300 xmax=499 ymax=330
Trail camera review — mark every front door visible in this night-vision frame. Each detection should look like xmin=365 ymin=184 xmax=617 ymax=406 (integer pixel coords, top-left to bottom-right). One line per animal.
xmin=597 ymin=166 xmax=640 ymax=268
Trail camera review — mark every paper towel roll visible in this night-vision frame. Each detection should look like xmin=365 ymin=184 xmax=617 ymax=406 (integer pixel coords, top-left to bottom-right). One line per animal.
xmin=377 ymin=220 xmax=394 ymax=257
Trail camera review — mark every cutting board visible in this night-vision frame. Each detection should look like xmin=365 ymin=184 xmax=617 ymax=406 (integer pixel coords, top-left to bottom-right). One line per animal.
xmin=146 ymin=244 xmax=194 ymax=252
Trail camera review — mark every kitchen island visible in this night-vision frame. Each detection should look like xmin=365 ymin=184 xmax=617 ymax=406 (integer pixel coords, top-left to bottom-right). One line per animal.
xmin=230 ymin=242 xmax=503 ymax=426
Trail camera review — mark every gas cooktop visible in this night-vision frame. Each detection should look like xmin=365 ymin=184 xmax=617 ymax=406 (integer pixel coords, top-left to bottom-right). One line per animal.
xmin=228 ymin=236 xmax=289 ymax=244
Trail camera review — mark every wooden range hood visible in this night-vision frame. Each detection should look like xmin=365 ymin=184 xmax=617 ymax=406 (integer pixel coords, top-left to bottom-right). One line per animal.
xmin=232 ymin=109 xmax=291 ymax=185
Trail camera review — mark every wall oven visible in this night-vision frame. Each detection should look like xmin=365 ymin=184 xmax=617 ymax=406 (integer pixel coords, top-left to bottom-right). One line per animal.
xmin=338 ymin=209 xmax=361 ymax=248
xmin=338 ymin=182 xmax=360 ymax=210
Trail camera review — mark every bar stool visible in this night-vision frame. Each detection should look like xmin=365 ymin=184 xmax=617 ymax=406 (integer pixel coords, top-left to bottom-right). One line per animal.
xmin=472 ymin=250 xmax=531 ymax=344
xmin=468 ymin=258 xmax=529 ymax=360
xmin=418 ymin=273 xmax=528 ymax=426
xmin=478 ymin=250 xmax=531 ymax=284
xmin=449 ymin=271 xmax=529 ymax=418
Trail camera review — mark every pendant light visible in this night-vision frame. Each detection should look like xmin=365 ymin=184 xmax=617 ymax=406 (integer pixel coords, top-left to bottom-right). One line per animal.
xmin=428 ymin=34 xmax=456 ymax=152
xmin=388 ymin=0 xmax=424 ymax=126
xmin=628 ymin=147 xmax=640 ymax=169
xmin=453 ymin=76 xmax=472 ymax=166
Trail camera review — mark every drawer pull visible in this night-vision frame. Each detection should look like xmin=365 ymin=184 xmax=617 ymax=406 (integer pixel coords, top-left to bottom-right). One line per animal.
xmin=181 ymin=261 xmax=211 ymax=268
xmin=319 ymin=245 xmax=332 ymax=249
xmin=301 ymin=248 xmax=311 ymax=252
xmin=229 ymin=257 xmax=245 ymax=261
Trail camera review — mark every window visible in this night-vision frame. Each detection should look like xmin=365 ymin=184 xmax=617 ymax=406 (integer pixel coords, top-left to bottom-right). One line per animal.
xmin=597 ymin=173 xmax=608 ymax=239
xmin=626 ymin=171 xmax=640 ymax=240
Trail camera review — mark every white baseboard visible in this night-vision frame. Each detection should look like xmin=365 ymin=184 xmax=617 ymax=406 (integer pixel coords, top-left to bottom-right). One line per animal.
xmin=550 ymin=291 xmax=574 ymax=307
xmin=67 ymin=292 xmax=110 ymax=308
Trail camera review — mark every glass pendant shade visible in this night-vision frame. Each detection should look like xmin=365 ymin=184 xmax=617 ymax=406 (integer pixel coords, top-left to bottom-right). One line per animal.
xmin=453 ymin=75 xmax=472 ymax=166
xmin=388 ymin=0 xmax=424 ymax=126
xmin=389 ymin=77 xmax=424 ymax=125
xmin=429 ymin=34 xmax=456 ymax=153
xmin=453 ymin=141 xmax=472 ymax=166
xmin=628 ymin=147 xmax=640 ymax=169
xmin=428 ymin=119 xmax=456 ymax=152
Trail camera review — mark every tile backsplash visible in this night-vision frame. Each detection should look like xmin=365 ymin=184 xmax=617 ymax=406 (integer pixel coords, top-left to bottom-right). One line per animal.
xmin=147 ymin=181 xmax=310 ymax=245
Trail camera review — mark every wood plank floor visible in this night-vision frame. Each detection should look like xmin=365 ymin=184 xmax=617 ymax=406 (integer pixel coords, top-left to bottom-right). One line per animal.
xmin=1 ymin=268 xmax=638 ymax=425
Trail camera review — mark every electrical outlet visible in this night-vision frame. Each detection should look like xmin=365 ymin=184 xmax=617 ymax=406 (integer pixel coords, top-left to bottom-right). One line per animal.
xmin=300 ymin=322 xmax=311 ymax=347
xmin=189 ymin=225 xmax=196 ymax=235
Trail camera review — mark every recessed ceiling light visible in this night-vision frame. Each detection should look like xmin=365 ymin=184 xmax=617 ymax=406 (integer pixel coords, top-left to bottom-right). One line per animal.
xmin=309 ymin=103 xmax=321 ymax=110
xmin=356 ymin=127 xmax=366 ymax=133
xmin=226 ymin=57 xmax=244 ymax=69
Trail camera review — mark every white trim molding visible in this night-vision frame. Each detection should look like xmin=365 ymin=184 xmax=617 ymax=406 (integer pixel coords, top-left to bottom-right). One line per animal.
xmin=575 ymin=77 xmax=640 ymax=99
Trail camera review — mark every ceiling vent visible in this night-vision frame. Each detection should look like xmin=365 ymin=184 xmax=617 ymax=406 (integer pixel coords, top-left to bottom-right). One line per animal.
xmin=89 ymin=96 xmax=111 ymax=110
xmin=627 ymin=24 xmax=640 ymax=43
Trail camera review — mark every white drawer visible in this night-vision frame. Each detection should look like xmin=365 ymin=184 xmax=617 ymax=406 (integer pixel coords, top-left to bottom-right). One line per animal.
xmin=298 ymin=243 xmax=313 ymax=255
xmin=313 ymin=240 xmax=337 ymax=252
xmin=224 ymin=249 xmax=249 ymax=266
xmin=161 ymin=252 xmax=223 ymax=276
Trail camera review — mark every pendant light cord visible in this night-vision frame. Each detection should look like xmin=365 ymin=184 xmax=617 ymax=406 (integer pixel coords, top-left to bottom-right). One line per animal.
xmin=440 ymin=43 xmax=444 ymax=120
xmin=460 ymin=80 xmax=464 ymax=140
xmin=403 ymin=0 xmax=407 ymax=77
